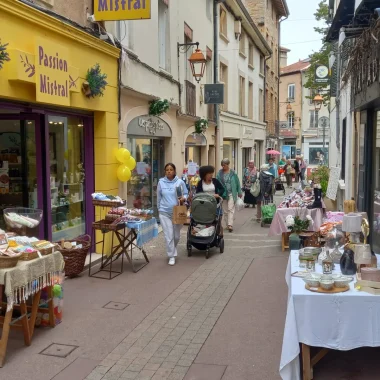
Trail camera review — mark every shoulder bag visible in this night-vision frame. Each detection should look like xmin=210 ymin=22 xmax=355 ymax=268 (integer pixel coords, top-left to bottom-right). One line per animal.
xmin=250 ymin=172 xmax=260 ymax=197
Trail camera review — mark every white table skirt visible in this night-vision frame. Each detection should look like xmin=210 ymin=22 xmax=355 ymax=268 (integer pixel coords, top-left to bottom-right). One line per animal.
xmin=279 ymin=251 xmax=380 ymax=380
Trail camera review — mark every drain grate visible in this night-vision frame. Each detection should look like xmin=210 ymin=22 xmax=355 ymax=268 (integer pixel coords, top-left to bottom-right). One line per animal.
xmin=103 ymin=301 xmax=129 ymax=310
xmin=40 ymin=343 xmax=78 ymax=358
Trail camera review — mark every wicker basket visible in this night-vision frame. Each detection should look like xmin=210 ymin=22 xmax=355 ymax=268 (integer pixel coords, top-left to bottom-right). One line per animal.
xmin=92 ymin=199 xmax=125 ymax=208
xmin=0 ymin=253 xmax=22 ymax=269
xmin=55 ymin=235 xmax=91 ymax=278
xmin=92 ymin=219 xmax=125 ymax=232
xmin=19 ymin=250 xmax=40 ymax=261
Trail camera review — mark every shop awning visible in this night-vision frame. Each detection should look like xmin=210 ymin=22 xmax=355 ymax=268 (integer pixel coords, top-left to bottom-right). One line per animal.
xmin=326 ymin=0 xmax=355 ymax=42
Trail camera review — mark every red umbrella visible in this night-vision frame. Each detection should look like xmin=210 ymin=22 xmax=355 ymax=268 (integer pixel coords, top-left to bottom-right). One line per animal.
xmin=266 ymin=149 xmax=281 ymax=155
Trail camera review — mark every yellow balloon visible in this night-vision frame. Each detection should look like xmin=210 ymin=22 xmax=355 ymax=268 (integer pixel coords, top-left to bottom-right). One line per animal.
xmin=126 ymin=156 xmax=136 ymax=170
xmin=122 ymin=149 xmax=131 ymax=163
xmin=116 ymin=148 xmax=127 ymax=163
xmin=116 ymin=165 xmax=131 ymax=182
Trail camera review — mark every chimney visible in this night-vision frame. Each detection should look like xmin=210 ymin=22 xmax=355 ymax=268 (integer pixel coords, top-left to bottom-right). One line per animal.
xmin=280 ymin=47 xmax=290 ymax=69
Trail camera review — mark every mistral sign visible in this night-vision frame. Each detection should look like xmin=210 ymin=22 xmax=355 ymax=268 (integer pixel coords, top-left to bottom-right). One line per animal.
xmin=94 ymin=0 xmax=151 ymax=21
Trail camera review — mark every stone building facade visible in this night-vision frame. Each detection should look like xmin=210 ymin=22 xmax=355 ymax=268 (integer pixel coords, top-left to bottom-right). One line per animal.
xmin=243 ymin=0 xmax=289 ymax=150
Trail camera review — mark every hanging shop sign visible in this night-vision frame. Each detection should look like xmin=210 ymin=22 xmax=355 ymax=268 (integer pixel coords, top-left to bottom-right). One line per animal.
xmin=315 ymin=64 xmax=329 ymax=84
xmin=204 ymin=84 xmax=224 ymax=104
xmin=127 ymin=115 xmax=172 ymax=137
xmin=94 ymin=0 xmax=151 ymax=21
xmin=7 ymin=38 xmax=79 ymax=106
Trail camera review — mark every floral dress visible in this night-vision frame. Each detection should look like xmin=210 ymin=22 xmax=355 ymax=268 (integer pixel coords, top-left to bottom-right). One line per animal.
xmin=242 ymin=167 xmax=257 ymax=205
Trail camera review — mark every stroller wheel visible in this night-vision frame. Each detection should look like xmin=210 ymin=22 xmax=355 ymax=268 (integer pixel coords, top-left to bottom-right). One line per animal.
xmin=187 ymin=246 xmax=192 ymax=257
xmin=205 ymin=249 xmax=210 ymax=259
xmin=219 ymin=238 xmax=224 ymax=254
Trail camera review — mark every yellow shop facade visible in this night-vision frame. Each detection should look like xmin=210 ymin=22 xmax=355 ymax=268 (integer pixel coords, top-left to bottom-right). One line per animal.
xmin=0 ymin=0 xmax=120 ymax=241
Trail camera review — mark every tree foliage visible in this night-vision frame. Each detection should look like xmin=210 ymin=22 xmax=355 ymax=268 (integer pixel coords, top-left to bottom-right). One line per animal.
xmin=304 ymin=0 xmax=332 ymax=105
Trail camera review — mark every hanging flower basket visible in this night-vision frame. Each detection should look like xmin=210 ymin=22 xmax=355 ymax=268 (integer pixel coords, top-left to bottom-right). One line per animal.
xmin=82 ymin=63 xmax=108 ymax=98
xmin=194 ymin=118 xmax=208 ymax=134
xmin=0 ymin=39 xmax=10 ymax=70
xmin=149 ymin=98 xmax=170 ymax=117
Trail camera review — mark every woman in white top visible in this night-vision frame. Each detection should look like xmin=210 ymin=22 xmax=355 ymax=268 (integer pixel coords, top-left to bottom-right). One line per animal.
xmin=195 ymin=165 xmax=226 ymax=235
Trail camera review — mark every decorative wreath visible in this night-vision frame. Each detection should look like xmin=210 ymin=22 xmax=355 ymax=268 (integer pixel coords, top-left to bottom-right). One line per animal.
xmin=149 ymin=98 xmax=170 ymax=117
xmin=82 ymin=63 xmax=108 ymax=98
xmin=194 ymin=118 xmax=208 ymax=134
xmin=0 ymin=39 xmax=10 ymax=70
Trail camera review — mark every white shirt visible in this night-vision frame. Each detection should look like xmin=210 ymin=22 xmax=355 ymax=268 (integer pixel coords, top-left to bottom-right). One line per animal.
xmin=202 ymin=181 xmax=215 ymax=195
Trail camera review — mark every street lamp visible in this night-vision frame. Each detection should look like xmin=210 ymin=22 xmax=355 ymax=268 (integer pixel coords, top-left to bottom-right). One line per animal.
xmin=313 ymin=93 xmax=325 ymax=153
xmin=286 ymin=103 xmax=292 ymax=114
xmin=177 ymin=42 xmax=207 ymax=83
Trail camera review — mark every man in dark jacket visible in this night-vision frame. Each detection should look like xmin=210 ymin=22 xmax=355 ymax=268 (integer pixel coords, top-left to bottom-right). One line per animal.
xmin=293 ymin=158 xmax=300 ymax=182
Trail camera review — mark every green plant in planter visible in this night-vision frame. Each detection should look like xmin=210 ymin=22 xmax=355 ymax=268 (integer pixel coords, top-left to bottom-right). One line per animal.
xmin=83 ymin=63 xmax=108 ymax=98
xmin=308 ymin=165 xmax=330 ymax=196
xmin=194 ymin=118 xmax=208 ymax=134
xmin=0 ymin=39 xmax=10 ymax=70
xmin=149 ymin=98 xmax=170 ymax=117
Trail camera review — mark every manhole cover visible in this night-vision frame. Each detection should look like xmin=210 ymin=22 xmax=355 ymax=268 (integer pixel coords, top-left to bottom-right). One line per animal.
xmin=103 ymin=301 xmax=129 ymax=310
xmin=40 ymin=343 xmax=78 ymax=358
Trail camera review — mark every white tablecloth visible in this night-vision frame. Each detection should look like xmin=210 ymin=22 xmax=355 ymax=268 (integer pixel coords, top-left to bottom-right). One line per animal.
xmin=279 ymin=251 xmax=380 ymax=380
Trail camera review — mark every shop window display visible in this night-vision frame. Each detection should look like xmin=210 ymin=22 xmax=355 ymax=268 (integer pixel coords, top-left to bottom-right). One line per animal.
xmin=48 ymin=116 xmax=85 ymax=240
xmin=373 ymin=111 xmax=380 ymax=252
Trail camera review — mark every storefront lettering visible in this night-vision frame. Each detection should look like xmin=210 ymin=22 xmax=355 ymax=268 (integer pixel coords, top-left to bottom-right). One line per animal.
xmin=98 ymin=0 xmax=146 ymax=12
xmin=39 ymin=75 xmax=68 ymax=98
xmin=138 ymin=117 xmax=165 ymax=135
xmin=38 ymin=47 xmax=68 ymax=72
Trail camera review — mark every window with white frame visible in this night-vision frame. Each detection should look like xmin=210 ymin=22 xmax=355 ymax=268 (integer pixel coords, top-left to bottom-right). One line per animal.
xmin=288 ymin=84 xmax=295 ymax=102
xmin=309 ymin=110 xmax=317 ymax=128
xmin=287 ymin=112 xmax=295 ymax=128
xmin=158 ymin=0 xmax=170 ymax=72
xmin=239 ymin=32 xmax=246 ymax=57
xmin=248 ymin=82 xmax=254 ymax=119
xmin=220 ymin=6 xmax=227 ymax=36
xmin=239 ymin=76 xmax=246 ymax=116
xmin=220 ymin=62 xmax=229 ymax=111
xmin=248 ymin=42 xmax=254 ymax=67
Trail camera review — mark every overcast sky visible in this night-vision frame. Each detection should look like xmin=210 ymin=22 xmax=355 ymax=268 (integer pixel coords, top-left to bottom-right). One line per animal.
xmin=280 ymin=0 xmax=326 ymax=65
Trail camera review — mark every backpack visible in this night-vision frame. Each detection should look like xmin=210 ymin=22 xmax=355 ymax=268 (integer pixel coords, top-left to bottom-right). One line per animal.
xmin=250 ymin=173 xmax=260 ymax=197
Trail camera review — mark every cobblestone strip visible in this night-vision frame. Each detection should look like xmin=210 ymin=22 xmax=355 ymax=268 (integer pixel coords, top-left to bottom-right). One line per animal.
xmin=86 ymin=253 xmax=254 ymax=380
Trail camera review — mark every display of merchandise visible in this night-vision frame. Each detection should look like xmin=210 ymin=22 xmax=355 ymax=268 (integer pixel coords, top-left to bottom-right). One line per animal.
xmin=278 ymin=188 xmax=316 ymax=209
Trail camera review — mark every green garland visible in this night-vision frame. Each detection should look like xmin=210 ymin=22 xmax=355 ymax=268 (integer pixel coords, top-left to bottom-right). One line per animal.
xmin=194 ymin=118 xmax=208 ymax=134
xmin=0 ymin=39 xmax=10 ymax=70
xmin=149 ymin=98 xmax=170 ymax=117
xmin=83 ymin=63 xmax=108 ymax=98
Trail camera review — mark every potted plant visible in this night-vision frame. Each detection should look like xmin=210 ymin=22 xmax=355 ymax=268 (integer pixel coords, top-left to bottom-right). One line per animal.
xmin=0 ymin=39 xmax=10 ymax=70
xmin=285 ymin=214 xmax=313 ymax=250
xmin=194 ymin=118 xmax=208 ymax=134
xmin=148 ymin=98 xmax=170 ymax=117
xmin=82 ymin=63 xmax=108 ymax=98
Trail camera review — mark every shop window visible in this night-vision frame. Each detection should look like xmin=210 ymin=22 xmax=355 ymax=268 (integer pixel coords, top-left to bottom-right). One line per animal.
xmin=288 ymin=84 xmax=295 ymax=102
xmin=248 ymin=82 xmax=254 ymax=119
xmin=239 ymin=76 xmax=246 ymax=117
xmin=48 ymin=116 xmax=86 ymax=241
xmin=158 ymin=0 xmax=170 ymax=72
xmin=282 ymin=144 xmax=296 ymax=160
xmin=223 ymin=140 xmax=237 ymax=170
xmin=220 ymin=6 xmax=227 ymax=37
xmin=373 ymin=111 xmax=380 ymax=252
xmin=308 ymin=145 xmax=329 ymax=166
xmin=220 ymin=62 xmax=229 ymax=111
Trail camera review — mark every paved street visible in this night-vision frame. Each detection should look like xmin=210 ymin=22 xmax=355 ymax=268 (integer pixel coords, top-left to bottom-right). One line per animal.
xmin=3 ymin=195 xmax=380 ymax=380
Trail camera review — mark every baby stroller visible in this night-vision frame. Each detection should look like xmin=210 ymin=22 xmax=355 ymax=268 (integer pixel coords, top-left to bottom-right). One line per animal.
xmin=187 ymin=193 xmax=224 ymax=259
xmin=274 ymin=177 xmax=285 ymax=195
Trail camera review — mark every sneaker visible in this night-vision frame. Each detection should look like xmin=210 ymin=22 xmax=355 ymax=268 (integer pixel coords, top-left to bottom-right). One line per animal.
xmin=168 ymin=258 xmax=175 ymax=266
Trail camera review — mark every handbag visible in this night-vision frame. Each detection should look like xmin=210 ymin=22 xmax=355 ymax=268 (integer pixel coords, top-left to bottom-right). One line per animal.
xmin=172 ymin=204 xmax=188 ymax=225
xmin=250 ymin=173 xmax=260 ymax=197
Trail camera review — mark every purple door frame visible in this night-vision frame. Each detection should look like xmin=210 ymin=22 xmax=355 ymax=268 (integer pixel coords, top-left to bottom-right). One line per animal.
xmin=0 ymin=102 xmax=95 ymax=240
xmin=0 ymin=113 xmax=44 ymax=238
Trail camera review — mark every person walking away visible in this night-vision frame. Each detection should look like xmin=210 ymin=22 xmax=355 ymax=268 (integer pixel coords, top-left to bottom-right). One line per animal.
xmin=293 ymin=157 xmax=300 ymax=183
xmin=158 ymin=163 xmax=188 ymax=266
xmin=196 ymin=165 xmax=226 ymax=236
xmin=216 ymin=158 xmax=243 ymax=233
xmin=284 ymin=159 xmax=294 ymax=188
xmin=242 ymin=160 xmax=258 ymax=208
xmin=256 ymin=164 xmax=274 ymax=222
